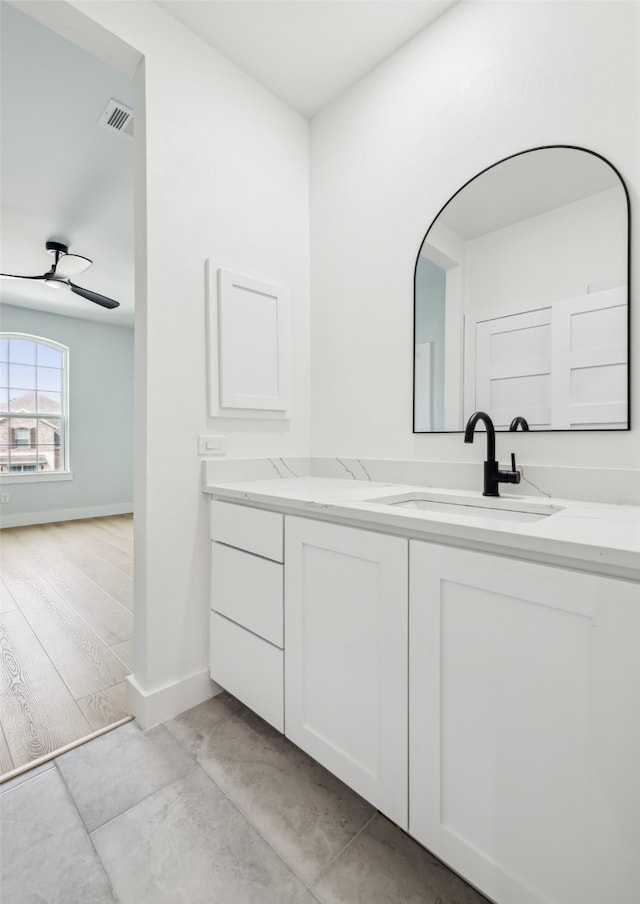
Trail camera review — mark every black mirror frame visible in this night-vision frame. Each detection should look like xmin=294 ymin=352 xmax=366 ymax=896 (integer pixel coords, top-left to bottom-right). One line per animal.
xmin=412 ymin=145 xmax=631 ymax=433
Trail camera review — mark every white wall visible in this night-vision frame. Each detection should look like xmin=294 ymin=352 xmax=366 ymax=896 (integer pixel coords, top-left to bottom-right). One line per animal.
xmin=1 ymin=303 xmax=134 ymax=523
xmin=310 ymin=0 xmax=639 ymax=476
xmin=26 ymin=0 xmax=311 ymax=723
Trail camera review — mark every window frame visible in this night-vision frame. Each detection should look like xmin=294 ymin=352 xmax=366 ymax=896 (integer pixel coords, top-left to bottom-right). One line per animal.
xmin=0 ymin=332 xmax=72 ymax=483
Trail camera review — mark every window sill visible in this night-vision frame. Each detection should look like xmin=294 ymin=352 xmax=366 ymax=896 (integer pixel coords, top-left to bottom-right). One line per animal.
xmin=0 ymin=471 xmax=73 ymax=485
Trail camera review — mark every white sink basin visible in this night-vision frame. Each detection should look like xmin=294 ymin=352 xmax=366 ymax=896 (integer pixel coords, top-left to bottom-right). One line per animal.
xmin=365 ymin=491 xmax=562 ymax=523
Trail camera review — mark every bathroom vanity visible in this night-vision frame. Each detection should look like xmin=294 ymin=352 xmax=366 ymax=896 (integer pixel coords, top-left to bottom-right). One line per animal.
xmin=204 ymin=475 xmax=640 ymax=904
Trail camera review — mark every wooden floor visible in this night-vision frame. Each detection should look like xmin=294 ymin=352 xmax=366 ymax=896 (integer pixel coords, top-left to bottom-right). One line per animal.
xmin=0 ymin=515 xmax=133 ymax=777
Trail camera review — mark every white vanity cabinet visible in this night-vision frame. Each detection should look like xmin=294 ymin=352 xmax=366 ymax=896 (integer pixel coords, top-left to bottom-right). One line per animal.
xmin=209 ymin=500 xmax=284 ymax=731
xmin=409 ymin=541 xmax=640 ymax=904
xmin=284 ymin=516 xmax=409 ymax=828
xmin=207 ymin=486 xmax=639 ymax=904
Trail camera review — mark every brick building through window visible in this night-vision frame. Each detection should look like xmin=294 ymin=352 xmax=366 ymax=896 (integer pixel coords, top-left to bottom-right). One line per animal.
xmin=0 ymin=334 xmax=68 ymax=474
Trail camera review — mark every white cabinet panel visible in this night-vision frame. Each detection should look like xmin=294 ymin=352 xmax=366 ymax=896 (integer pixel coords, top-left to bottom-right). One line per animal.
xmin=212 ymin=542 xmax=283 ymax=647
xmin=217 ymin=267 xmax=290 ymax=412
xmin=210 ymin=500 xmax=283 ymax=562
xmin=210 ymin=612 xmax=283 ymax=732
xmin=409 ymin=541 xmax=640 ymax=904
xmin=285 ymin=517 xmax=408 ymax=828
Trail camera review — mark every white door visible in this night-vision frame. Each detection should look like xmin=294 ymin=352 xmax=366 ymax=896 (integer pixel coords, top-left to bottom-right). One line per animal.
xmin=551 ymin=287 xmax=627 ymax=428
xmin=472 ymin=287 xmax=627 ymax=430
xmin=473 ymin=307 xmax=552 ymax=428
xmin=285 ymin=516 xmax=408 ymax=828
xmin=409 ymin=540 xmax=640 ymax=904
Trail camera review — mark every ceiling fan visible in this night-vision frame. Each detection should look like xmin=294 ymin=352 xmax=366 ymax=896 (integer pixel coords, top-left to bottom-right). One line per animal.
xmin=0 ymin=240 xmax=120 ymax=309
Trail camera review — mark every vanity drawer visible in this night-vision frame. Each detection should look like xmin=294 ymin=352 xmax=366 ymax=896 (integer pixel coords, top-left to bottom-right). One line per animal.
xmin=211 ymin=500 xmax=283 ymax=562
xmin=210 ymin=612 xmax=284 ymax=732
xmin=212 ymin=542 xmax=283 ymax=647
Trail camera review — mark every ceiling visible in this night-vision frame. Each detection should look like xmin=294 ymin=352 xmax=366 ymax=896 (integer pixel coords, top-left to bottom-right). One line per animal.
xmin=0 ymin=1 xmax=135 ymax=325
xmin=1 ymin=0 xmax=457 ymax=326
xmin=156 ymin=1 xmax=457 ymax=118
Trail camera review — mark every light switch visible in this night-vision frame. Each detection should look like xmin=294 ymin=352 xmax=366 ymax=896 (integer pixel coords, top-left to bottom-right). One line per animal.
xmin=198 ymin=435 xmax=227 ymax=456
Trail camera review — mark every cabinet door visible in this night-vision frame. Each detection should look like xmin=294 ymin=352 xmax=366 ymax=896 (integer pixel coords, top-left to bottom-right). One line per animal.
xmin=410 ymin=541 xmax=640 ymax=904
xmin=285 ymin=517 xmax=408 ymax=828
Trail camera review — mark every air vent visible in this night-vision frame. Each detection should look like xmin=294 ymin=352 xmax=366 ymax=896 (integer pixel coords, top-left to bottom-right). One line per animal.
xmin=99 ymin=99 xmax=134 ymax=139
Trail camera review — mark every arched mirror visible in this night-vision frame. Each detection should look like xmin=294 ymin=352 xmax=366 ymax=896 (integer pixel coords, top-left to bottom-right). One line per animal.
xmin=413 ymin=146 xmax=630 ymax=432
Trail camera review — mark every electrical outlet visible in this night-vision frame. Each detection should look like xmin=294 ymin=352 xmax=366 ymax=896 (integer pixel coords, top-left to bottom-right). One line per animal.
xmin=198 ymin=435 xmax=228 ymax=456
xmin=1 ymin=492 xmax=10 ymax=504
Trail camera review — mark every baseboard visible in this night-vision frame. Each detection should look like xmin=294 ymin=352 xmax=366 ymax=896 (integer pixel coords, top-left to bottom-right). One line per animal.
xmin=0 ymin=502 xmax=134 ymax=528
xmin=127 ymin=669 xmax=223 ymax=729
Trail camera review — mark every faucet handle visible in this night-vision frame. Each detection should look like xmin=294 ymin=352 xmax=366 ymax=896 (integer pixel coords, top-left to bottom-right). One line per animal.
xmin=508 ymin=452 xmax=521 ymax=485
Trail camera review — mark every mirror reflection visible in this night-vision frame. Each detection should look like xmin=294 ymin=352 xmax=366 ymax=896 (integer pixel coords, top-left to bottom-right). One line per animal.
xmin=413 ymin=146 xmax=629 ymax=432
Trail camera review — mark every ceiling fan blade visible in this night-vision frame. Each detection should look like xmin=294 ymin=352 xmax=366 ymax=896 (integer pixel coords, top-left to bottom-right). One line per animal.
xmin=54 ymin=253 xmax=92 ymax=280
xmin=69 ymin=282 xmax=120 ymax=309
xmin=0 ymin=272 xmax=48 ymax=280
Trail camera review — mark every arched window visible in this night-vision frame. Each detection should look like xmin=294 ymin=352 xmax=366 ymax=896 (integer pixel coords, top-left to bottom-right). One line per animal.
xmin=0 ymin=333 xmax=69 ymax=476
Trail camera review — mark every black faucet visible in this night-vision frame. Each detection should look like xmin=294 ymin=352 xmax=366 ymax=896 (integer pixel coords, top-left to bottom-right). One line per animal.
xmin=464 ymin=411 xmax=521 ymax=497
xmin=509 ymin=416 xmax=530 ymax=431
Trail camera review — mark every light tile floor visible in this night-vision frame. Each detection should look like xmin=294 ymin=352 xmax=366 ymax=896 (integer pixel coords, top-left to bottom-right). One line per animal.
xmin=1 ymin=693 xmax=490 ymax=904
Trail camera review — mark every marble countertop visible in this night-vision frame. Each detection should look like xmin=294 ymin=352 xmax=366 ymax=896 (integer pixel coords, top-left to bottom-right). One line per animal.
xmin=203 ymin=476 xmax=640 ymax=581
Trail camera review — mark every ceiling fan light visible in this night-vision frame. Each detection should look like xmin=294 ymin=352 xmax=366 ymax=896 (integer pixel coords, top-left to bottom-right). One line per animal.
xmin=54 ymin=253 xmax=92 ymax=279
xmin=44 ymin=278 xmax=67 ymax=290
